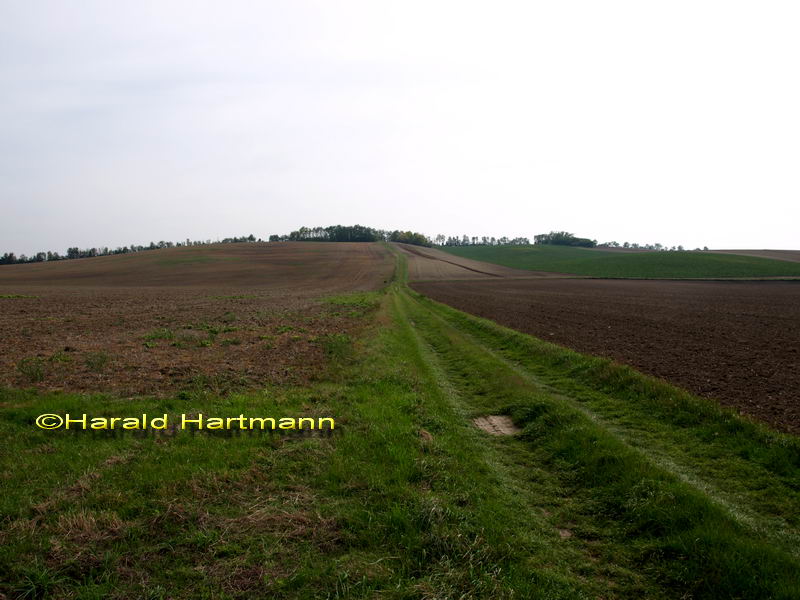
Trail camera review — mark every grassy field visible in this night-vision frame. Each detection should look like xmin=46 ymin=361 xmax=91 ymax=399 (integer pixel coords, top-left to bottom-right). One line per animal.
xmin=1 ymin=249 xmax=798 ymax=598
xmin=440 ymin=244 xmax=800 ymax=278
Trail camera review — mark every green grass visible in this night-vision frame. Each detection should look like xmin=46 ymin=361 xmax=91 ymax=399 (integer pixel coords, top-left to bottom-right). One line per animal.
xmin=315 ymin=333 xmax=353 ymax=361
xmin=0 ymin=294 xmax=37 ymax=299
xmin=441 ymin=244 xmax=800 ymax=278
xmin=0 ymin=293 xmax=601 ymax=598
xmin=1 ymin=253 xmax=798 ymax=598
xmin=322 ymin=292 xmax=383 ymax=318
xmin=143 ymin=328 xmax=175 ymax=342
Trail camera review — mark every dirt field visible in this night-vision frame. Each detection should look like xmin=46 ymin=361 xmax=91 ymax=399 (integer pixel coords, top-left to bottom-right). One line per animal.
xmin=0 ymin=242 xmax=391 ymax=290
xmin=0 ymin=243 xmax=393 ymax=395
xmin=393 ymin=242 xmax=560 ymax=280
xmin=412 ymin=278 xmax=800 ymax=434
xmin=709 ymin=249 xmax=800 ymax=263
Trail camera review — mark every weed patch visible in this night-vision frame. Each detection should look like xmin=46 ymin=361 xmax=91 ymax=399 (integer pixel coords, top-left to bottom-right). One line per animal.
xmin=143 ymin=328 xmax=174 ymax=342
xmin=17 ymin=357 xmax=46 ymax=382
xmin=84 ymin=352 xmax=110 ymax=372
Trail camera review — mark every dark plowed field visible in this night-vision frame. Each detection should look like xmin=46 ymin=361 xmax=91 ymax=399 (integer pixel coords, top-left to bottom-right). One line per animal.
xmin=412 ymin=279 xmax=800 ymax=434
xmin=0 ymin=242 xmax=393 ymax=394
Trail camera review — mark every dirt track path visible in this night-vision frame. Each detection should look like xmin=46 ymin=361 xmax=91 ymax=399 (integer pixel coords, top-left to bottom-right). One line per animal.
xmin=710 ymin=249 xmax=800 ymax=263
xmin=392 ymin=242 xmax=563 ymax=281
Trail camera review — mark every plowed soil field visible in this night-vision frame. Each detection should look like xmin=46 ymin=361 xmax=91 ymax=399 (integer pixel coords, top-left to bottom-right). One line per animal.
xmin=0 ymin=242 xmax=393 ymax=395
xmin=413 ymin=278 xmax=800 ymax=434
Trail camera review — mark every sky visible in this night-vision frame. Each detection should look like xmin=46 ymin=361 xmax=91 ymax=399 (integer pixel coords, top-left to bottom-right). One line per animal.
xmin=2 ymin=0 xmax=799 ymax=256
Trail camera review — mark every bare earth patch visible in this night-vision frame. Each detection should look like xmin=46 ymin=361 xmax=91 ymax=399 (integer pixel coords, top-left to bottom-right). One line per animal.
xmin=473 ymin=415 xmax=521 ymax=436
xmin=709 ymin=249 xmax=800 ymax=263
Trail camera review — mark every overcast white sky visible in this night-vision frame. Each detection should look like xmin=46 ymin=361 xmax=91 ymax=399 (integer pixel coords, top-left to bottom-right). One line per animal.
xmin=1 ymin=1 xmax=798 ymax=255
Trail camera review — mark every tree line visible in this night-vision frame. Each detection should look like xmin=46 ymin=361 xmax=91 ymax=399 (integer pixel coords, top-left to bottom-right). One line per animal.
xmin=533 ymin=231 xmax=597 ymax=247
xmin=270 ymin=226 xmax=537 ymax=248
xmin=532 ymin=231 xmax=708 ymax=252
xmin=269 ymin=225 xmax=432 ymax=247
xmin=0 ymin=235 xmax=260 ymax=265
xmin=1 ymin=226 xmax=708 ymax=267
xmin=433 ymin=235 xmax=531 ymax=246
xmin=430 ymin=231 xmax=708 ymax=252
xmin=597 ymin=240 xmax=709 ymax=252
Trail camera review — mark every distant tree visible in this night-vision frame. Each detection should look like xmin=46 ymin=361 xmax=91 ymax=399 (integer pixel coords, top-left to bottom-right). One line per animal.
xmin=534 ymin=231 xmax=596 ymax=248
xmin=389 ymin=230 xmax=432 ymax=247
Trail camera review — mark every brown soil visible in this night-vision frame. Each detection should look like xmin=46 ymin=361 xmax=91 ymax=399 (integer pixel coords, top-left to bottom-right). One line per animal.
xmin=709 ymin=249 xmax=800 ymax=263
xmin=0 ymin=242 xmax=392 ymax=290
xmin=413 ymin=278 xmax=800 ymax=435
xmin=473 ymin=415 xmax=521 ymax=436
xmin=0 ymin=243 xmax=393 ymax=395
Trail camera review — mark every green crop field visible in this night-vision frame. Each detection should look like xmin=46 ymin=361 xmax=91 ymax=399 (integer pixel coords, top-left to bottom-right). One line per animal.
xmin=441 ymin=244 xmax=800 ymax=278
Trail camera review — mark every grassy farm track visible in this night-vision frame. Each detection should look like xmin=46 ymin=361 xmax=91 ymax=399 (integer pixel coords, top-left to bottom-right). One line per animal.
xmin=389 ymin=249 xmax=800 ymax=598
